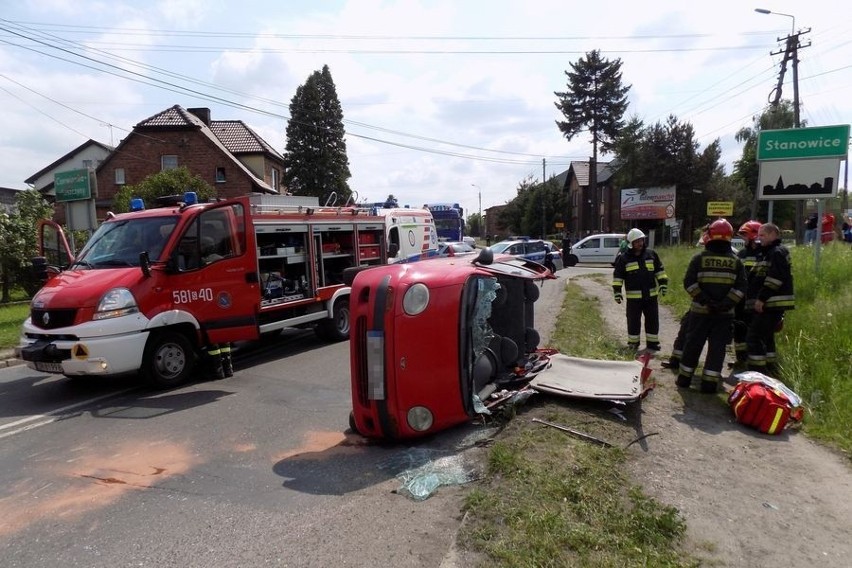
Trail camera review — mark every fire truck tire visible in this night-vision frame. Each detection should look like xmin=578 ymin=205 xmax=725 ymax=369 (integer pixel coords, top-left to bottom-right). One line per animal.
xmin=315 ymin=298 xmax=350 ymax=342
xmin=348 ymin=411 xmax=360 ymax=434
xmin=142 ymin=331 xmax=195 ymax=388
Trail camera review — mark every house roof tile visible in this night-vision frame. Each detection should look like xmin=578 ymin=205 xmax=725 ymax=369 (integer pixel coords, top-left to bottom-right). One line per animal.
xmin=211 ymin=120 xmax=284 ymax=160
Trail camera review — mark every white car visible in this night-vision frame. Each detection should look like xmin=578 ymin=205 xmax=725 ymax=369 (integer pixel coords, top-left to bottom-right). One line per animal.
xmin=462 ymin=236 xmax=477 ymax=248
xmin=564 ymin=233 xmax=625 ymax=266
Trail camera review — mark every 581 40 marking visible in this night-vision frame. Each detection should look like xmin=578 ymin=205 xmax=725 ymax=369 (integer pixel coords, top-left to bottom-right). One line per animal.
xmin=173 ymin=288 xmax=213 ymax=304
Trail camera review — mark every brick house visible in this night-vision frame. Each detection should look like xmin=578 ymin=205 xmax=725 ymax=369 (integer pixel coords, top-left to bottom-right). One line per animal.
xmin=94 ymin=105 xmax=283 ymax=219
xmin=558 ymin=160 xmax=620 ymax=238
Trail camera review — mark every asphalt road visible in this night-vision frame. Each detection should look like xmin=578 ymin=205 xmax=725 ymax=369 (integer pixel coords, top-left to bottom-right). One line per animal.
xmin=0 ymin=327 xmax=475 ymax=567
xmin=0 ymin=266 xmax=591 ymax=567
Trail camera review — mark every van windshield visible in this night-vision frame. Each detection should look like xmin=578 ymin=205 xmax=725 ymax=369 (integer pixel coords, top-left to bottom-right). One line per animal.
xmin=73 ymin=217 xmax=178 ymax=268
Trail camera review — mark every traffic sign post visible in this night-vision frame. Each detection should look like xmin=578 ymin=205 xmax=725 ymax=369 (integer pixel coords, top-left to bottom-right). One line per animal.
xmin=756 ymin=125 xmax=849 ymax=201
xmin=757 ymin=125 xmax=849 ymax=161
xmin=54 ymin=169 xmax=92 ymax=202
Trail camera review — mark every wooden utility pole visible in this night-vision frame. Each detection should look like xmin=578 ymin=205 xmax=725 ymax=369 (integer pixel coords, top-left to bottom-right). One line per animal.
xmin=766 ymin=28 xmax=810 ymax=241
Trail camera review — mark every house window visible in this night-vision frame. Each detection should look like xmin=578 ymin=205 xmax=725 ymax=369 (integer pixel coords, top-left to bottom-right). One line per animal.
xmin=271 ymin=168 xmax=279 ymax=191
xmin=215 ymin=167 xmax=226 ymax=183
xmin=115 ymin=168 xmax=126 ymax=185
xmin=82 ymin=159 xmax=93 ymax=169
xmin=161 ymin=155 xmax=178 ymax=171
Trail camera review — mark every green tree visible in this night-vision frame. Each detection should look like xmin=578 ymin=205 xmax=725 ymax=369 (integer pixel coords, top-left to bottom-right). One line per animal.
xmin=554 ymin=49 xmax=630 ymax=163
xmin=733 ymin=101 xmax=799 ymax=223
xmin=0 ymin=190 xmax=54 ymax=300
xmin=610 ymin=115 xmax=646 ymax=189
xmin=612 ymin=115 xmax=724 ymax=239
xmin=112 ymin=167 xmax=215 ymax=213
xmin=283 ymin=65 xmax=351 ymax=205
xmin=498 ymin=175 xmax=567 ymax=238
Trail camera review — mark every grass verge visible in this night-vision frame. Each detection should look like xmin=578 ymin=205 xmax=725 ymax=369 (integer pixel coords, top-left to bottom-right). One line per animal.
xmin=459 ymin=279 xmax=698 ymax=567
xmin=658 ymin=243 xmax=852 ymax=457
xmin=0 ymin=303 xmax=28 ymax=351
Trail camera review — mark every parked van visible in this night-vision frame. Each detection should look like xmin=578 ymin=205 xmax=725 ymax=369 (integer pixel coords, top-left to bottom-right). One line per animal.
xmin=564 ymin=233 xmax=625 ymax=266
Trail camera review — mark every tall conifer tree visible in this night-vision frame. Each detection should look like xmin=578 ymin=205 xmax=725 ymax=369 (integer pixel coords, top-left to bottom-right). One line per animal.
xmin=283 ymin=65 xmax=351 ymax=203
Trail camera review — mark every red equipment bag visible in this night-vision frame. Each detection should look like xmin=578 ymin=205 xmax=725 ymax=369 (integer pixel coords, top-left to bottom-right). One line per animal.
xmin=727 ymin=381 xmax=802 ymax=435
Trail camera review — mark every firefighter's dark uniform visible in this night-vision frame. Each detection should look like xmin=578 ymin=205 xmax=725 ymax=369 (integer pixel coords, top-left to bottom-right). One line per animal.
xmin=733 ymin=242 xmax=760 ymax=363
xmin=745 ymin=238 xmax=794 ymax=375
xmin=676 ymin=240 xmax=747 ymax=392
xmin=612 ymin=246 xmax=668 ymax=351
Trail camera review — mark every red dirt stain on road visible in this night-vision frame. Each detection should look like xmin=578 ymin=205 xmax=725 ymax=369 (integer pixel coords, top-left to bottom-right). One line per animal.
xmin=272 ymin=430 xmax=369 ymax=462
xmin=0 ymin=440 xmax=198 ymax=537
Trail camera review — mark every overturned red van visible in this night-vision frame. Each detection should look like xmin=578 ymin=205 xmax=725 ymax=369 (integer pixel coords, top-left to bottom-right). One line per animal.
xmin=348 ymin=249 xmax=555 ymax=439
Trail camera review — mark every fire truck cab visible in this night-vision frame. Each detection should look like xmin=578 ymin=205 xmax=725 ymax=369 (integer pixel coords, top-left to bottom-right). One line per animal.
xmin=17 ymin=192 xmax=431 ymax=387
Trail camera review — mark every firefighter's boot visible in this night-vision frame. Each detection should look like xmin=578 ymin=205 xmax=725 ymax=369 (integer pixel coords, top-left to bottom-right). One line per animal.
xmin=221 ymin=343 xmax=234 ymax=378
xmin=700 ymin=379 xmax=719 ymax=394
xmin=661 ymin=356 xmax=680 ymax=372
xmin=206 ymin=344 xmax=225 ymax=380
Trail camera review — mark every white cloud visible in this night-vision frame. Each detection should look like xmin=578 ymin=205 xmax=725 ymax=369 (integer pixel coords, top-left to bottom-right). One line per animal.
xmin=0 ymin=0 xmax=848 ymax=219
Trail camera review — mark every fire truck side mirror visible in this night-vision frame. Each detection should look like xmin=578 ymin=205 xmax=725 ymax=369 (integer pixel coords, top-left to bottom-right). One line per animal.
xmin=31 ymin=256 xmax=48 ymax=281
xmin=139 ymin=252 xmax=151 ymax=278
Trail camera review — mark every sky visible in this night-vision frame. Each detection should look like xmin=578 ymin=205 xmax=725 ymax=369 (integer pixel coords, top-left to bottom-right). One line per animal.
xmin=0 ymin=0 xmax=850 ymax=218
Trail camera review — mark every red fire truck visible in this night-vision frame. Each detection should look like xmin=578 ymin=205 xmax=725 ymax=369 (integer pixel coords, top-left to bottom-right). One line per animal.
xmin=348 ymin=249 xmax=557 ymax=439
xmin=17 ymin=192 xmax=434 ymax=387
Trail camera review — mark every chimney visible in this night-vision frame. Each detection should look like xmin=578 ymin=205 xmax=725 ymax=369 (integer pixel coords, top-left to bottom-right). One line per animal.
xmin=188 ymin=107 xmax=211 ymax=126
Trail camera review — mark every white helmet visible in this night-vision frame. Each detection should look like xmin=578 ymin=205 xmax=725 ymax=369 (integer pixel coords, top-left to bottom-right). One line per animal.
xmin=626 ymin=228 xmax=646 ymax=244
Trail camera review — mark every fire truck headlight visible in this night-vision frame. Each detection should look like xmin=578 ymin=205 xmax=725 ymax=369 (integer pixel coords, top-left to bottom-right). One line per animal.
xmin=402 ymin=283 xmax=429 ymax=315
xmin=93 ymin=287 xmax=139 ymax=320
xmin=407 ymin=406 xmax=434 ymax=432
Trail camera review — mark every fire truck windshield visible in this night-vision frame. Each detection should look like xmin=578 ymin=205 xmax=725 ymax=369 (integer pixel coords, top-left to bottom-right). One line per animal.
xmin=74 ymin=217 xmax=178 ymax=268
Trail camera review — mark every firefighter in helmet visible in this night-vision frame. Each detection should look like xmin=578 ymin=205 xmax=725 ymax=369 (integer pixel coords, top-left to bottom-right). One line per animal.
xmin=676 ymin=219 xmax=747 ymax=393
xmin=732 ymin=220 xmax=762 ymax=366
xmin=612 ymin=228 xmax=668 ymax=351
xmin=663 ymin=227 xmax=710 ymax=372
xmin=745 ymin=222 xmax=795 ymax=377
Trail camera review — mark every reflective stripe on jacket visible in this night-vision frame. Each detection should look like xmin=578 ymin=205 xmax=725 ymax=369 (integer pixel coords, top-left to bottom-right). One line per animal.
xmin=612 ymin=248 xmax=668 ymax=300
xmin=745 ymin=239 xmax=795 ymax=311
xmin=684 ymin=245 xmax=747 ymax=316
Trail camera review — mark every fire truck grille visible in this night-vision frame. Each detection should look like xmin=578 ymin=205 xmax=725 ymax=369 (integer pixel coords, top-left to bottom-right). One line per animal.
xmin=354 ymin=315 xmax=369 ymax=405
xmin=30 ymin=308 xmax=77 ymax=330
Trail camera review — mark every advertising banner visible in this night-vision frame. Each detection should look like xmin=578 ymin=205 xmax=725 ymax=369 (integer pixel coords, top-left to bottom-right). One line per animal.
xmin=620 ymin=187 xmax=676 ymax=220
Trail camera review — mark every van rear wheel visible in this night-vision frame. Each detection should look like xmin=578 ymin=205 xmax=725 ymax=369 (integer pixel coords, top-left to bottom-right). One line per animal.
xmin=315 ymin=298 xmax=350 ymax=342
xmin=142 ymin=331 xmax=194 ymax=388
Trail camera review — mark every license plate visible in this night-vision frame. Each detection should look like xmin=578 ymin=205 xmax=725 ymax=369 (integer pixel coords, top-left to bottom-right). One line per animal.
xmin=35 ymin=362 xmax=63 ymax=373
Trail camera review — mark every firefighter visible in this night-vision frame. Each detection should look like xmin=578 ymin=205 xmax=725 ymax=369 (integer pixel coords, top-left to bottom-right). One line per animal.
xmin=612 ymin=228 xmax=668 ymax=351
xmin=205 ymin=343 xmax=226 ymax=380
xmin=676 ymin=219 xmax=747 ymax=393
xmin=663 ymin=228 xmax=710 ymax=371
xmin=732 ymin=220 xmax=762 ymax=366
xmin=745 ymin=222 xmax=795 ymax=377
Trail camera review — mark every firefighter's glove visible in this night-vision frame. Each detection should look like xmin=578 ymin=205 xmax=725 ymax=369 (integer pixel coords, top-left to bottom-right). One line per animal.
xmin=614 ymin=292 xmax=623 ymax=304
xmin=659 ymin=284 xmax=668 ymax=297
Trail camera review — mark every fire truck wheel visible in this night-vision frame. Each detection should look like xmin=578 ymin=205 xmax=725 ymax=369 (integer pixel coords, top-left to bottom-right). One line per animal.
xmin=142 ymin=331 xmax=194 ymax=388
xmin=315 ymin=298 xmax=350 ymax=342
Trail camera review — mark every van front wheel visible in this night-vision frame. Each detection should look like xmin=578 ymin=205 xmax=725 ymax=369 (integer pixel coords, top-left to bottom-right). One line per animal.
xmin=565 ymin=254 xmax=579 ymax=267
xmin=142 ymin=331 xmax=195 ymax=388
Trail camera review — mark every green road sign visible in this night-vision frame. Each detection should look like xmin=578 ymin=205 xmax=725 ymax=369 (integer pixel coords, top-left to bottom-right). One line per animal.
xmin=54 ymin=169 xmax=91 ymax=202
xmin=757 ymin=125 xmax=850 ymax=161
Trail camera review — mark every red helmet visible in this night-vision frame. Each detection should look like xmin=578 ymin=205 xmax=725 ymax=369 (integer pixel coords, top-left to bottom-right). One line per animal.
xmin=738 ymin=220 xmax=762 ymax=241
xmin=708 ymin=219 xmax=733 ymax=242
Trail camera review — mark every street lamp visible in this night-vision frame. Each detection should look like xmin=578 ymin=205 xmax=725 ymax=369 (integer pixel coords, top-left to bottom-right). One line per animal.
xmin=754 ymin=8 xmax=795 ymax=35
xmin=471 ymin=184 xmax=482 ymax=238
